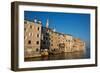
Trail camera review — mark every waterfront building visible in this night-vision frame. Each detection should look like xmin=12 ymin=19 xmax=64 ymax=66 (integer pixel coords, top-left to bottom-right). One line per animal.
xmin=24 ymin=18 xmax=86 ymax=58
xmin=49 ymin=30 xmax=60 ymax=54
xmin=41 ymin=19 xmax=50 ymax=51
xmin=63 ymin=34 xmax=74 ymax=52
xmin=73 ymin=38 xmax=85 ymax=52
xmin=24 ymin=19 xmax=42 ymax=58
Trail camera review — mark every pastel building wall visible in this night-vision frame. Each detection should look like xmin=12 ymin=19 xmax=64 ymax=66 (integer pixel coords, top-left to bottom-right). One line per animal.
xmin=24 ymin=18 xmax=86 ymax=58
xmin=73 ymin=38 xmax=85 ymax=52
xmin=24 ymin=19 xmax=42 ymax=58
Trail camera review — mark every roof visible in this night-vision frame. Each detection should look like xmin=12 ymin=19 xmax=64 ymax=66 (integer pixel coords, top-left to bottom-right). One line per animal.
xmin=42 ymin=26 xmax=72 ymax=36
xmin=24 ymin=19 xmax=42 ymax=25
xmin=25 ymin=19 xmax=72 ymax=36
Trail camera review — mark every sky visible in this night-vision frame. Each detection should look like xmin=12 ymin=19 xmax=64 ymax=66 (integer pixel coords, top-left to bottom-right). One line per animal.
xmin=24 ymin=11 xmax=90 ymax=48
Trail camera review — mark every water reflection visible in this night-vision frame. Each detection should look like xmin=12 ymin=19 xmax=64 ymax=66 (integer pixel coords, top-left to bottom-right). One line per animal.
xmin=25 ymin=51 xmax=90 ymax=61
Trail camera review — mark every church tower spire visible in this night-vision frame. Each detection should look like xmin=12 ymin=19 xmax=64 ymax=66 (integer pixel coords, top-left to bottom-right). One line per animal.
xmin=46 ymin=19 xmax=49 ymax=28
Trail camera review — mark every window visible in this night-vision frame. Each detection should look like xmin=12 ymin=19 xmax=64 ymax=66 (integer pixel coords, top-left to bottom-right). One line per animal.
xmin=46 ymin=42 xmax=48 ymax=45
xmin=24 ymin=28 xmax=26 ymax=31
xmin=37 ymin=34 xmax=39 ymax=37
xmin=46 ymin=37 xmax=48 ymax=40
xmin=47 ymin=42 xmax=49 ymax=45
xmin=51 ymin=40 xmax=53 ymax=42
xmin=43 ymin=37 xmax=45 ymax=40
xmin=30 ymin=25 xmax=32 ymax=28
xmin=51 ymin=44 xmax=53 ymax=46
xmin=25 ymin=28 xmax=28 ymax=32
xmin=24 ymin=36 xmax=27 ymax=40
xmin=36 ymin=48 xmax=39 ymax=52
xmin=45 ymin=33 xmax=49 ymax=36
xmin=43 ymin=41 xmax=45 ymax=45
xmin=38 ymin=27 xmax=39 ymax=31
xmin=29 ymin=33 xmax=33 ymax=36
xmin=49 ymin=38 xmax=50 ymax=40
xmin=28 ymin=40 xmax=31 ymax=44
xmin=44 ymin=37 xmax=47 ymax=40
xmin=36 ymin=41 xmax=39 ymax=44
xmin=24 ymin=21 xmax=27 ymax=24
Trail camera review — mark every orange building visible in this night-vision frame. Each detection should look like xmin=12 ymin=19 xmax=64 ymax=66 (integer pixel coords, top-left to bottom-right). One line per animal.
xmin=73 ymin=38 xmax=85 ymax=52
xmin=24 ymin=19 xmax=42 ymax=58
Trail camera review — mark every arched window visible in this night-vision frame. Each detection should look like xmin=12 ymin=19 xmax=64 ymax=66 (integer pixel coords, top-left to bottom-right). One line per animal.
xmin=37 ymin=27 xmax=39 ymax=31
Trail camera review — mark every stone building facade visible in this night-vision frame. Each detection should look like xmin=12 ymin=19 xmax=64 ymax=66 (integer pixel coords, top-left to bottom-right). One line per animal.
xmin=73 ymin=38 xmax=85 ymax=52
xmin=24 ymin=18 xmax=85 ymax=58
xmin=24 ymin=19 xmax=42 ymax=58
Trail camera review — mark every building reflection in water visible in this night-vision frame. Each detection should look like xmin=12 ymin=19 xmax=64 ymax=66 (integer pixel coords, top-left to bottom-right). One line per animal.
xmin=25 ymin=51 xmax=89 ymax=62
